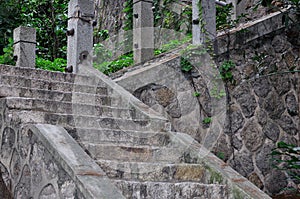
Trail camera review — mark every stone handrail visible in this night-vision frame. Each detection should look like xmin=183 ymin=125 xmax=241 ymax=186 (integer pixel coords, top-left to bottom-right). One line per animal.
xmin=30 ymin=124 xmax=125 ymax=199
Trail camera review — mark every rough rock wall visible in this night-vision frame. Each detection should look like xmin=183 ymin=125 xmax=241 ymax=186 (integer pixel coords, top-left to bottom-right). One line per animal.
xmin=95 ymin=0 xmax=126 ymax=35
xmin=214 ymin=23 xmax=300 ymax=197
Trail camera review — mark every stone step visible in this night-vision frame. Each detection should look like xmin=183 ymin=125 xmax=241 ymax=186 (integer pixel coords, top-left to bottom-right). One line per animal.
xmin=68 ymin=128 xmax=171 ymax=146
xmin=0 ymin=86 xmax=141 ymax=112
xmin=5 ymin=96 xmax=114 ymax=112
xmin=5 ymin=109 xmax=167 ymax=132
xmin=81 ymin=143 xmax=187 ymax=163
xmin=113 ymin=180 xmax=228 ymax=199
xmin=0 ymin=64 xmax=102 ymax=86
xmin=4 ymin=97 xmax=137 ymax=118
xmin=0 ymin=85 xmax=111 ymax=105
xmin=0 ymin=74 xmax=108 ymax=95
xmin=97 ymin=160 xmax=209 ymax=182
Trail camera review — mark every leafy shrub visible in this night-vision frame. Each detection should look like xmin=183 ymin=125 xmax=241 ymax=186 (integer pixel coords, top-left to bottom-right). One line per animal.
xmin=154 ymin=34 xmax=192 ymax=55
xmin=36 ymin=57 xmax=66 ymax=72
xmin=219 ymin=60 xmax=235 ymax=82
xmin=180 ymin=57 xmax=193 ymax=72
xmin=216 ymin=4 xmax=233 ymax=30
xmin=271 ymin=141 xmax=300 ymax=183
xmin=94 ymin=52 xmax=133 ymax=75
xmin=0 ymin=38 xmax=15 ymax=65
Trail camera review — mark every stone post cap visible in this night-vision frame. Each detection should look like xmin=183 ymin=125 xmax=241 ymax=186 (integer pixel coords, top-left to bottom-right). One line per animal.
xmin=133 ymin=0 xmax=153 ymax=4
xmin=13 ymin=26 xmax=36 ymax=43
xmin=68 ymin=0 xmax=94 ymax=18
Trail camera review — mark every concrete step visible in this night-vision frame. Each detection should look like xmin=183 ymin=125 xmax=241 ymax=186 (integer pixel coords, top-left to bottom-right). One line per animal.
xmin=0 ymin=74 xmax=108 ymax=95
xmin=0 ymin=85 xmax=112 ymax=105
xmin=67 ymin=128 xmax=171 ymax=146
xmin=113 ymin=180 xmax=228 ymax=199
xmin=0 ymin=64 xmax=102 ymax=86
xmin=5 ymin=109 xmax=167 ymax=132
xmin=81 ymin=143 xmax=188 ymax=163
xmin=97 ymin=160 xmax=209 ymax=182
xmin=5 ymin=96 xmax=114 ymax=113
xmin=4 ymin=97 xmax=136 ymax=118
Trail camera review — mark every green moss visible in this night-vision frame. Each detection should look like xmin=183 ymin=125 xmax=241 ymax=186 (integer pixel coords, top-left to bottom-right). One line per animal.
xmin=232 ymin=187 xmax=246 ymax=199
xmin=205 ymin=166 xmax=223 ymax=184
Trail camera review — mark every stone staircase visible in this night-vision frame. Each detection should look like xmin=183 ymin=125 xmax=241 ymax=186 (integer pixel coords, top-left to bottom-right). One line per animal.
xmin=0 ymin=64 xmax=271 ymax=198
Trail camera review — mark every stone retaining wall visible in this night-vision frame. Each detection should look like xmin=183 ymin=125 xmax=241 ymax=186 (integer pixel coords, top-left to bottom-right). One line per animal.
xmin=214 ymin=11 xmax=300 ymax=195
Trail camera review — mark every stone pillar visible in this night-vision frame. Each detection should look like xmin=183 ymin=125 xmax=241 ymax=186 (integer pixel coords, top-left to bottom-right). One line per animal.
xmin=193 ymin=0 xmax=216 ymax=45
xmin=227 ymin=0 xmax=246 ymax=21
xmin=133 ymin=0 xmax=154 ymax=64
xmin=192 ymin=0 xmax=201 ymax=45
xmin=67 ymin=0 xmax=94 ymax=73
xmin=13 ymin=27 xmax=36 ymax=68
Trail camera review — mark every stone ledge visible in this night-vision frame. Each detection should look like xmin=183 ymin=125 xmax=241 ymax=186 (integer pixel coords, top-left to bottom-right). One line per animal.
xmin=30 ymin=124 xmax=125 ymax=199
xmin=216 ymin=7 xmax=292 ymax=55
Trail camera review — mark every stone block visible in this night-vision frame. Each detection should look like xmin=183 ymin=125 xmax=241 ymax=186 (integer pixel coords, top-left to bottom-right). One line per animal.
xmin=133 ymin=0 xmax=154 ymax=63
xmin=68 ymin=0 xmax=94 ymax=18
xmin=13 ymin=26 xmax=36 ymax=68
xmin=192 ymin=0 xmax=201 ymax=45
xmin=192 ymin=0 xmax=216 ymax=45
xmin=67 ymin=0 xmax=94 ymax=73
xmin=13 ymin=27 xmax=36 ymax=43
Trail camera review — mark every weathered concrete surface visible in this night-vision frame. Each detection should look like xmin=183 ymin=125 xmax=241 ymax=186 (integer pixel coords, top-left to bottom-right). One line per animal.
xmin=0 ymin=63 xmax=271 ymax=198
xmin=31 ymin=124 xmax=125 ymax=199
xmin=0 ymin=122 xmax=124 ymax=198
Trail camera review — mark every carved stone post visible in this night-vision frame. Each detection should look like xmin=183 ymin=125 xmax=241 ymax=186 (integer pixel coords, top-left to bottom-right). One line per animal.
xmin=13 ymin=26 xmax=36 ymax=68
xmin=67 ymin=0 xmax=94 ymax=73
xmin=192 ymin=0 xmax=216 ymax=45
xmin=227 ymin=0 xmax=246 ymax=21
xmin=133 ymin=0 xmax=154 ymax=64
xmin=192 ymin=0 xmax=201 ymax=45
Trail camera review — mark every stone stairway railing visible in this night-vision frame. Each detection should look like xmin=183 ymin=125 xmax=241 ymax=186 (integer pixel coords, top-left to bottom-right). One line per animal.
xmin=0 ymin=63 xmax=271 ymax=198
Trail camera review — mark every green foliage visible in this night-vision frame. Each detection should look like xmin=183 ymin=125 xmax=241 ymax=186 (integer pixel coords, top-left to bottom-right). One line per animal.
xmin=0 ymin=38 xmax=15 ymax=65
xmin=0 ymin=0 xmax=68 ymax=60
xmin=211 ymin=85 xmax=226 ymax=99
xmin=219 ymin=60 xmax=235 ymax=82
xmin=93 ymin=43 xmax=113 ymax=64
xmin=93 ymin=43 xmax=134 ymax=75
xmin=123 ymin=0 xmax=133 ymax=31
xmin=216 ymin=4 xmax=233 ymax=30
xmin=123 ymin=0 xmax=192 ymax=33
xmin=180 ymin=57 xmax=193 ymax=72
xmin=36 ymin=57 xmax=66 ymax=72
xmin=21 ymin=0 xmax=68 ymax=60
xmin=202 ymin=117 xmax=212 ymax=124
xmin=94 ymin=29 xmax=109 ymax=42
xmin=271 ymin=141 xmax=300 ymax=183
xmin=93 ymin=34 xmax=191 ymax=75
xmin=94 ymin=52 xmax=133 ymax=75
xmin=271 ymin=141 xmax=300 ymax=195
xmin=0 ymin=36 xmax=67 ymax=72
xmin=193 ymin=92 xmax=200 ymax=97
xmin=216 ymin=152 xmax=225 ymax=160
xmin=154 ymin=34 xmax=192 ymax=55
xmin=0 ymin=0 xmax=22 ymax=55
